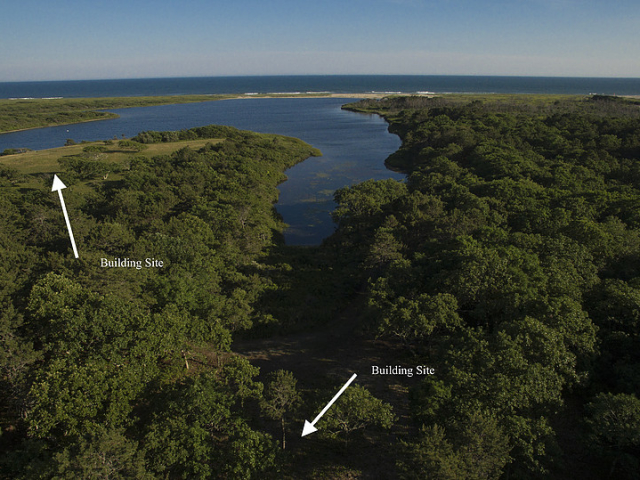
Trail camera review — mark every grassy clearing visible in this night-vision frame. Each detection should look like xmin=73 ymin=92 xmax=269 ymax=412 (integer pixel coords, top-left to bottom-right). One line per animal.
xmin=0 ymin=138 xmax=221 ymax=174
xmin=0 ymin=137 xmax=223 ymax=193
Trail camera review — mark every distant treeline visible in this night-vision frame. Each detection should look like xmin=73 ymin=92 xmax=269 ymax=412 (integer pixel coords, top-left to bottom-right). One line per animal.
xmin=0 ymin=95 xmax=234 ymax=133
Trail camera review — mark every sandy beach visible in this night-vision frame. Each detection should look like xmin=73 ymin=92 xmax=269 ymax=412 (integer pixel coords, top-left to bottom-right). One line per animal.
xmin=232 ymin=92 xmax=434 ymax=100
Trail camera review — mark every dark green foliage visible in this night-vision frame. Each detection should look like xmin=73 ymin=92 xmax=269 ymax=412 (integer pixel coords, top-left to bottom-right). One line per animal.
xmin=0 ymin=125 xmax=318 ymax=478
xmin=1 ymin=148 xmax=31 ymax=156
xmin=333 ymin=96 xmax=640 ymax=477
xmin=58 ymin=156 xmax=116 ymax=180
xmin=260 ymin=370 xmax=301 ymax=449
xmin=398 ymin=414 xmax=511 ymax=480
xmin=117 ymin=139 xmax=147 ymax=151
xmin=82 ymin=145 xmax=108 ymax=153
xmin=318 ymin=384 xmax=395 ymax=444
xmin=25 ymin=273 xmax=184 ymax=438
xmin=4 ymin=94 xmax=640 ymax=477
xmin=143 ymin=372 xmax=277 ymax=479
xmin=585 ymin=393 xmax=640 ymax=479
xmin=588 ymin=279 xmax=640 ymax=395
xmin=51 ymin=427 xmax=152 ymax=480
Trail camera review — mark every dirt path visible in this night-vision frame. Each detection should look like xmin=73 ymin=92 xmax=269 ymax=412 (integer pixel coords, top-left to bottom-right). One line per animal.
xmin=233 ymin=299 xmax=417 ymax=438
xmin=228 ymin=243 xmax=424 ymax=477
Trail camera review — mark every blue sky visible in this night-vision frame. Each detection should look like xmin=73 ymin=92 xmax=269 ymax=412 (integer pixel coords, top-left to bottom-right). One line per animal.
xmin=2 ymin=0 xmax=639 ymax=81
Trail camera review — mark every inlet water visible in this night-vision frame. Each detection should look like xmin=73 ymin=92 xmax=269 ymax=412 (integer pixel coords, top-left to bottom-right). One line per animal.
xmin=0 ymin=98 xmax=403 ymax=244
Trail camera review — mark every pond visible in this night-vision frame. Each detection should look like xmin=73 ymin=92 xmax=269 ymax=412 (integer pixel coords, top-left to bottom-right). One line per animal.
xmin=0 ymin=98 xmax=404 ymax=244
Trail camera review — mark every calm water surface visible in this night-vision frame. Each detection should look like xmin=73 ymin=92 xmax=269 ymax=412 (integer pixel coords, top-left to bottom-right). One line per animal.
xmin=0 ymin=98 xmax=403 ymax=244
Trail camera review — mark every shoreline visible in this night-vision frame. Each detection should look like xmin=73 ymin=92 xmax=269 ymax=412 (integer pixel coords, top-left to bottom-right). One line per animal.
xmin=0 ymin=93 xmax=403 ymax=135
xmin=5 ymin=91 xmax=631 ymax=137
xmin=227 ymin=93 xmax=411 ymax=100
xmin=0 ymin=115 xmax=121 ymax=135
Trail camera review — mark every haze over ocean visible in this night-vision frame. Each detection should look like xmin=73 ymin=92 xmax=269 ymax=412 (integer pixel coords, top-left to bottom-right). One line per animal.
xmin=2 ymin=75 xmax=640 ymax=100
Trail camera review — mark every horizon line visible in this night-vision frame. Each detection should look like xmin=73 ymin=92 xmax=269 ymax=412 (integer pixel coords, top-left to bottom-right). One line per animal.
xmin=3 ymin=73 xmax=640 ymax=84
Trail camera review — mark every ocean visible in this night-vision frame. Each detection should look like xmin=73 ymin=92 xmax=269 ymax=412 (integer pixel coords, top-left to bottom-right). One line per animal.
xmin=1 ymin=75 xmax=640 ymax=99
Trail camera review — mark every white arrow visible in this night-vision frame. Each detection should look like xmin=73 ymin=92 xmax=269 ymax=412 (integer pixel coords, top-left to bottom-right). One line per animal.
xmin=302 ymin=373 xmax=357 ymax=437
xmin=52 ymin=175 xmax=79 ymax=258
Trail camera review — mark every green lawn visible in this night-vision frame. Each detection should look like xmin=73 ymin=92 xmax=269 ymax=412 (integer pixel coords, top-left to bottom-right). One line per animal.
xmin=0 ymin=137 xmax=223 ymax=193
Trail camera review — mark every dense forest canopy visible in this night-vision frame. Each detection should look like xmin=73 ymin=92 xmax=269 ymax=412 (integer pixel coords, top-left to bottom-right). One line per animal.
xmin=0 ymin=125 xmax=329 ymax=478
xmin=334 ymin=94 xmax=640 ymax=478
xmin=2 ymin=94 xmax=640 ymax=478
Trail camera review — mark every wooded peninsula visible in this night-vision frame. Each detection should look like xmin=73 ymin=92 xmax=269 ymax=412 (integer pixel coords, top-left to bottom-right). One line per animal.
xmin=1 ymin=94 xmax=640 ymax=479
xmin=0 ymin=95 xmax=238 ymax=133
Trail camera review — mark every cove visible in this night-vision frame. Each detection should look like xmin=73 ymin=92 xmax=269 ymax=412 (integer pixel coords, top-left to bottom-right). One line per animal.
xmin=0 ymin=98 xmax=403 ymax=245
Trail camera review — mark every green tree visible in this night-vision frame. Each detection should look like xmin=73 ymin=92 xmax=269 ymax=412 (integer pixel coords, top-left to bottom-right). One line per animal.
xmin=260 ymin=370 xmax=300 ymax=450
xmin=364 ymin=223 xmax=405 ymax=272
xmin=223 ymin=356 xmax=263 ymax=407
xmin=398 ymin=414 xmax=510 ymax=480
xmin=51 ymin=427 xmax=151 ymax=480
xmin=319 ymin=384 xmax=394 ymax=446
xmin=585 ymin=393 xmax=640 ymax=479
xmin=0 ymin=302 xmax=40 ymax=424
xmin=332 ymin=179 xmax=407 ymax=229
xmin=398 ymin=425 xmax=464 ymax=480
xmin=369 ymin=288 xmax=462 ymax=349
xmin=454 ymin=413 xmax=511 ymax=479
xmin=143 ymin=373 xmax=277 ymax=479
xmin=25 ymin=274 xmax=186 ymax=438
